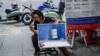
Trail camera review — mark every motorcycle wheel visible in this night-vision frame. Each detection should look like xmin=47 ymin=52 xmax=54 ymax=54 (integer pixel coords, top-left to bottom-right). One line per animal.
xmin=21 ymin=13 xmax=33 ymax=25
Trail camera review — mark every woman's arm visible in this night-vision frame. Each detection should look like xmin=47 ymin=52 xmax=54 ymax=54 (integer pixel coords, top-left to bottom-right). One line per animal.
xmin=29 ymin=26 xmax=37 ymax=34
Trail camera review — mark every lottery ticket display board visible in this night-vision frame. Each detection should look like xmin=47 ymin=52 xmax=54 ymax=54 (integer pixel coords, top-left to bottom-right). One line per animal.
xmin=37 ymin=23 xmax=71 ymax=48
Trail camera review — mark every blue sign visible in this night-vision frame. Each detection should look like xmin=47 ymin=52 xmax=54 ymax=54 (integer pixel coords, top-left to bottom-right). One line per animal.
xmin=37 ymin=23 xmax=70 ymax=48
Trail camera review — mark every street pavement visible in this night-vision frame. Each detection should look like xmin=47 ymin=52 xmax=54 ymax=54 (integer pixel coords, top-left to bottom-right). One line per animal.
xmin=0 ymin=21 xmax=100 ymax=56
xmin=0 ymin=21 xmax=34 ymax=56
xmin=1 ymin=0 xmax=100 ymax=56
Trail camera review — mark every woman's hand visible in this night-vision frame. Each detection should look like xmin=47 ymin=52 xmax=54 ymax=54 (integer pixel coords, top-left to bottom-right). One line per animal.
xmin=29 ymin=26 xmax=37 ymax=34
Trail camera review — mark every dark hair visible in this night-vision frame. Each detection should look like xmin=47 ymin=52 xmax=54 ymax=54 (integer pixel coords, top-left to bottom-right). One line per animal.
xmin=32 ymin=10 xmax=44 ymax=20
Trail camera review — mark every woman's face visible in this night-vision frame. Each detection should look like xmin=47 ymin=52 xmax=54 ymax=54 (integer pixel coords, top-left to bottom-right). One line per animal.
xmin=33 ymin=14 xmax=41 ymax=22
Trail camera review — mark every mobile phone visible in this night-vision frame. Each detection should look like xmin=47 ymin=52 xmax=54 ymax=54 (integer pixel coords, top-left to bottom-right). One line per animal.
xmin=29 ymin=26 xmax=33 ymax=28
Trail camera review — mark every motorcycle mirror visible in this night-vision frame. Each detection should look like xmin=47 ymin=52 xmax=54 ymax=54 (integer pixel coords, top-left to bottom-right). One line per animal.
xmin=30 ymin=4 xmax=32 ymax=9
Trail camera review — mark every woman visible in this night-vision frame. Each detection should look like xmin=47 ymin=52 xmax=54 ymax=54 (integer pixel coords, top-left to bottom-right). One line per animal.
xmin=30 ymin=10 xmax=73 ymax=56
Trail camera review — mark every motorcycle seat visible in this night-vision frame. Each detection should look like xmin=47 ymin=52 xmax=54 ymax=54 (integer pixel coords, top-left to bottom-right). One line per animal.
xmin=5 ymin=9 xmax=18 ymax=14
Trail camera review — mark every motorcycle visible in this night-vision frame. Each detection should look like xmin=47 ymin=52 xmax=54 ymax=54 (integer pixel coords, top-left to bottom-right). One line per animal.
xmin=5 ymin=4 xmax=33 ymax=24
xmin=5 ymin=7 xmax=22 ymax=22
xmin=38 ymin=2 xmax=57 ymax=11
xmin=2 ymin=4 xmax=33 ymax=25
xmin=37 ymin=1 xmax=62 ymax=20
